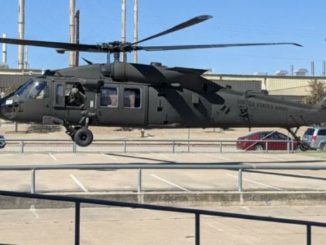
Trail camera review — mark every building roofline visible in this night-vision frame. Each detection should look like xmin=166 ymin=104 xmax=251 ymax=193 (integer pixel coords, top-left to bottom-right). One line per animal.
xmin=0 ymin=68 xmax=42 ymax=75
xmin=204 ymin=73 xmax=326 ymax=79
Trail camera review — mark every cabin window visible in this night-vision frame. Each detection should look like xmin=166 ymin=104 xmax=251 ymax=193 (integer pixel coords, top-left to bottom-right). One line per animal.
xmin=100 ymin=87 xmax=118 ymax=107
xmin=123 ymin=88 xmax=141 ymax=108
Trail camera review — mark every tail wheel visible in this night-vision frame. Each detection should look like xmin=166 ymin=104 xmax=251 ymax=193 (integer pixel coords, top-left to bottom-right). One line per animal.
xmin=73 ymin=127 xmax=93 ymax=147
xmin=320 ymin=144 xmax=326 ymax=151
xmin=254 ymin=144 xmax=264 ymax=151
xmin=299 ymin=142 xmax=309 ymax=151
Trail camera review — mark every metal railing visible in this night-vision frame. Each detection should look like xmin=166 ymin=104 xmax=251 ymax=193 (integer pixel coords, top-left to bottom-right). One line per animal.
xmin=0 ymin=163 xmax=326 ymax=194
xmin=0 ymin=138 xmax=298 ymax=153
xmin=0 ymin=190 xmax=324 ymax=245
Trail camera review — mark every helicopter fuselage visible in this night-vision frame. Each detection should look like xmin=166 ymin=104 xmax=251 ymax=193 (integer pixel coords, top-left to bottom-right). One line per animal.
xmin=0 ymin=63 xmax=325 ymax=146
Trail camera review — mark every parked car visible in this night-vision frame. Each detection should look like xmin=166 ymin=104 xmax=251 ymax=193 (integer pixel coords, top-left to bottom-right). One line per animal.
xmin=236 ymin=131 xmax=300 ymax=151
xmin=302 ymin=127 xmax=326 ymax=151
xmin=0 ymin=135 xmax=6 ymax=149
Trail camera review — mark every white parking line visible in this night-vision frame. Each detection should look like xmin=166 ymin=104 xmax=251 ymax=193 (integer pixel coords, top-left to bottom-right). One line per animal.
xmin=70 ymin=174 xmax=89 ymax=192
xmin=29 ymin=205 xmax=39 ymax=219
xmin=205 ymin=222 xmax=224 ymax=232
xmin=226 ymin=173 xmax=283 ymax=191
xmin=150 ymin=174 xmax=191 ymax=192
xmin=48 ymin=153 xmax=57 ymax=161
xmin=102 ymin=153 xmax=118 ymax=161
xmin=242 ymin=206 xmax=251 ymax=212
xmin=255 ymin=155 xmax=286 ymax=162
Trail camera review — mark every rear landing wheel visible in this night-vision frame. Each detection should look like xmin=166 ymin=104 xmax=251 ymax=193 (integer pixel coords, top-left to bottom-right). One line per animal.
xmin=320 ymin=144 xmax=326 ymax=151
xmin=73 ymin=127 xmax=93 ymax=147
xmin=254 ymin=144 xmax=264 ymax=151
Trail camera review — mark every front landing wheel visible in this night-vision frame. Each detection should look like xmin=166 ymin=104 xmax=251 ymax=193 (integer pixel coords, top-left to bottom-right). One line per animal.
xmin=73 ymin=127 xmax=93 ymax=147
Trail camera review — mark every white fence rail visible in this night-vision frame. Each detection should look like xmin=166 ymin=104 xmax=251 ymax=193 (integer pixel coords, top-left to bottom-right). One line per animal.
xmin=0 ymin=163 xmax=325 ymax=194
xmin=0 ymin=138 xmax=298 ymax=153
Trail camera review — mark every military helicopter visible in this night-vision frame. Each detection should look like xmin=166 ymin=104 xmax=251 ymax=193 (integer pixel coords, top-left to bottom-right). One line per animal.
xmin=0 ymin=15 xmax=323 ymax=147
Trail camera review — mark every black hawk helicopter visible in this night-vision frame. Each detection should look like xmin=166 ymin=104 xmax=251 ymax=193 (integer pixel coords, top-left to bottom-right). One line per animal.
xmin=0 ymin=15 xmax=323 ymax=147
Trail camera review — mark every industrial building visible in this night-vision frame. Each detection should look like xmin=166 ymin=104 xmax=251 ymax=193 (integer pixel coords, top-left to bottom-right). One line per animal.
xmin=204 ymin=73 xmax=326 ymax=103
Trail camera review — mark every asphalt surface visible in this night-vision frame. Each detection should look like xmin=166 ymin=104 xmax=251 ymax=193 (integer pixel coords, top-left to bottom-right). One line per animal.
xmin=0 ymin=205 xmax=325 ymax=245
xmin=0 ymin=152 xmax=324 ymax=194
xmin=0 ymin=123 xmax=325 ymax=244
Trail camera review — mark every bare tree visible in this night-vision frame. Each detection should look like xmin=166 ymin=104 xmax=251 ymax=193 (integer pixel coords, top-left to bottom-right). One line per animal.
xmin=304 ymin=80 xmax=326 ymax=105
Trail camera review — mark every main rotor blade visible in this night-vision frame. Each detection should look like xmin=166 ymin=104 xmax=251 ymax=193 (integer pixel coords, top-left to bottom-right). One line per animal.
xmin=136 ymin=42 xmax=303 ymax=51
xmin=126 ymin=15 xmax=212 ymax=47
xmin=0 ymin=38 xmax=107 ymax=53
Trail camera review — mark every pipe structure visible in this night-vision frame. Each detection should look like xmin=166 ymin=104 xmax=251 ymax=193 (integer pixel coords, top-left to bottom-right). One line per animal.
xmin=74 ymin=10 xmax=80 ymax=66
xmin=2 ymin=33 xmax=7 ymax=65
xmin=69 ymin=0 xmax=76 ymax=67
xmin=121 ymin=0 xmax=127 ymax=62
xmin=133 ymin=0 xmax=138 ymax=63
xmin=18 ymin=0 xmax=25 ymax=70
xmin=311 ymin=61 xmax=315 ymax=76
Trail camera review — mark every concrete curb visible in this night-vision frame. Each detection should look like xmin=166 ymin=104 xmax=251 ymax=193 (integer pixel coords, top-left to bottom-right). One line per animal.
xmin=1 ymin=191 xmax=326 ymax=209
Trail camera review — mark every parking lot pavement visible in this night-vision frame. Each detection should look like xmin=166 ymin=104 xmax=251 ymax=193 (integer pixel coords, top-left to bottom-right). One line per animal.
xmin=0 ymin=205 xmax=325 ymax=245
xmin=0 ymin=152 xmax=324 ymax=194
xmin=0 ymin=152 xmax=323 ymax=165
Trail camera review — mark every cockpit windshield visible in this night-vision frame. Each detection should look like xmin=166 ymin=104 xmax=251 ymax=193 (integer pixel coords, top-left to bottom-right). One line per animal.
xmin=14 ymin=79 xmax=49 ymax=99
xmin=15 ymin=79 xmax=33 ymax=96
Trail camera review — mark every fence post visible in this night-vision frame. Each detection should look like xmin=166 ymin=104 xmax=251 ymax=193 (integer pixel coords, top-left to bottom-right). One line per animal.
xmin=172 ymin=141 xmax=176 ymax=153
xmin=31 ymin=169 xmax=36 ymax=193
xmin=75 ymin=202 xmax=80 ymax=245
xmin=195 ymin=213 xmax=200 ymax=245
xmin=220 ymin=142 xmax=222 ymax=153
xmin=72 ymin=142 xmax=77 ymax=153
xmin=124 ymin=140 xmax=127 ymax=153
xmin=306 ymin=225 xmax=311 ymax=245
xmin=21 ymin=141 xmax=25 ymax=153
xmin=137 ymin=168 xmax=142 ymax=193
xmin=238 ymin=169 xmax=243 ymax=192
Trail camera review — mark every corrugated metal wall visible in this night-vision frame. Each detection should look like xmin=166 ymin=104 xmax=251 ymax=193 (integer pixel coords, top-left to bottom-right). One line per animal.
xmin=204 ymin=73 xmax=326 ymax=96
xmin=0 ymin=74 xmax=36 ymax=92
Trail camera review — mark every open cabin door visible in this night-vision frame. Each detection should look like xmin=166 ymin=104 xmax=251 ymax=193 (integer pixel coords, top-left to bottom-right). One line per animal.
xmin=51 ymin=79 xmax=87 ymax=124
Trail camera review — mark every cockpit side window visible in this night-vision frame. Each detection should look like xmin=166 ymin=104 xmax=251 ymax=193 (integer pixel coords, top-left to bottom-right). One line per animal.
xmin=55 ymin=84 xmax=64 ymax=106
xmin=14 ymin=79 xmax=49 ymax=99
xmin=28 ymin=81 xmax=49 ymax=99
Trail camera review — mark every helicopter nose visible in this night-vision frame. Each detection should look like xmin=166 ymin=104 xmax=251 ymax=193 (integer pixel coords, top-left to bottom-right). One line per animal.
xmin=0 ymin=97 xmax=5 ymax=120
xmin=0 ymin=97 xmax=17 ymax=120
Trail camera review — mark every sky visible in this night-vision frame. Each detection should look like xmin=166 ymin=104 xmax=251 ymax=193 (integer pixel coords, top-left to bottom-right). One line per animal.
xmin=0 ymin=0 xmax=325 ymax=75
